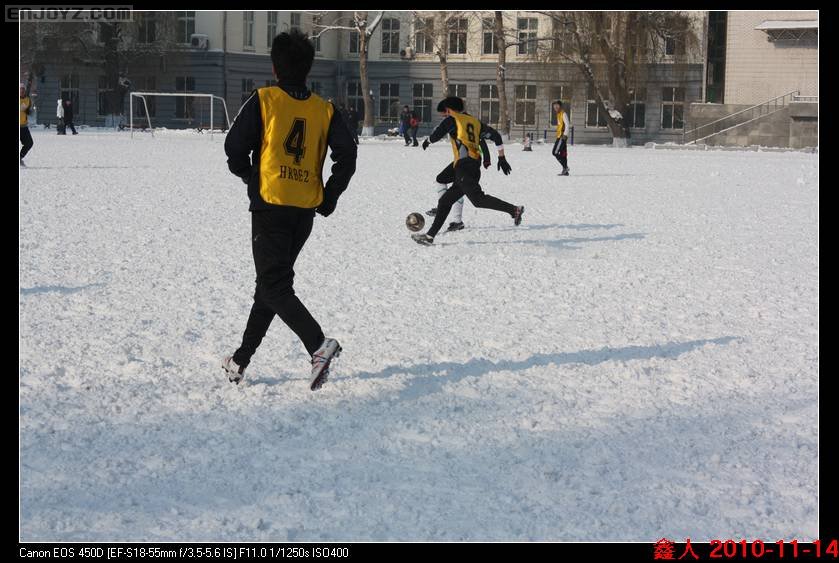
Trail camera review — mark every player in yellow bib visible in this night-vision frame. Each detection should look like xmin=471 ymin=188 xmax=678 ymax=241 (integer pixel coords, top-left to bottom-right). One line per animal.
xmin=20 ymin=82 xmax=34 ymax=166
xmin=413 ymin=96 xmax=524 ymax=246
xmin=223 ymin=30 xmax=357 ymax=390
xmin=552 ymin=99 xmax=570 ymax=176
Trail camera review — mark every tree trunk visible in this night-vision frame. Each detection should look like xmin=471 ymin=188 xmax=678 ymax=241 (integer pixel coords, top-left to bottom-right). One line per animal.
xmin=359 ymin=23 xmax=375 ymax=137
xmin=101 ymin=23 xmax=123 ymax=128
xmin=494 ymin=11 xmax=510 ymax=137
xmin=439 ymin=54 xmax=449 ymax=96
xmin=437 ymin=12 xmax=449 ymax=95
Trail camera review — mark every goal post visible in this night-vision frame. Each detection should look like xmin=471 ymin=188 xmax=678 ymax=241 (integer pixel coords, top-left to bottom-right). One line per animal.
xmin=129 ymin=92 xmax=232 ymax=138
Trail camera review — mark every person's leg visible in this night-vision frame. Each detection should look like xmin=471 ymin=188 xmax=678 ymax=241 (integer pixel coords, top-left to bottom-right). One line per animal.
xmin=552 ymin=138 xmax=563 ymax=165
xmin=403 ymin=127 xmax=411 ymax=145
xmin=451 ymin=197 xmax=465 ymax=224
xmin=243 ymin=209 xmax=325 ymax=360
xmin=20 ymin=127 xmax=33 ymax=159
xmin=437 ymin=164 xmax=465 ymax=225
xmin=426 ymin=183 xmax=466 ymax=238
xmin=412 ymin=127 xmax=419 ymax=146
xmin=558 ymin=138 xmax=568 ymax=170
xmin=457 ymin=159 xmax=517 ymax=216
xmin=69 ymin=121 xmax=77 ymax=134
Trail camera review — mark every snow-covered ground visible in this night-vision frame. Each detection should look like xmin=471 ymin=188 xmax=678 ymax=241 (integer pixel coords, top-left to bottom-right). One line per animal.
xmin=19 ymin=129 xmax=819 ymax=541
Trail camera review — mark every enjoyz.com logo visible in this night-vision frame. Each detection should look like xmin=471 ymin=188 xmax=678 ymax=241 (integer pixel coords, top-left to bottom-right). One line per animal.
xmin=8 ymin=6 xmax=133 ymax=22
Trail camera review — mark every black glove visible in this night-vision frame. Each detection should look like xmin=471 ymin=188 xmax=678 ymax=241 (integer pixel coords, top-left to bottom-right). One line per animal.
xmin=497 ymin=156 xmax=512 ymax=175
xmin=316 ymin=193 xmax=339 ymax=217
xmin=422 ymin=139 xmax=430 ymax=151
xmin=483 ymin=157 xmax=491 ymax=169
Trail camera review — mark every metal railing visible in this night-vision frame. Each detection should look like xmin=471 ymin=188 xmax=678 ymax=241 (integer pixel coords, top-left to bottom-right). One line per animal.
xmin=793 ymin=95 xmax=819 ymax=103
xmin=683 ymin=90 xmax=799 ymax=145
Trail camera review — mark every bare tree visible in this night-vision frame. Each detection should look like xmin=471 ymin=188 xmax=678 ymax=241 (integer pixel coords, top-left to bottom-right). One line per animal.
xmin=311 ymin=11 xmax=384 ymax=136
xmin=411 ymin=12 xmax=450 ymax=96
xmin=536 ymin=11 xmax=699 ymax=146
xmin=493 ymin=11 xmax=511 ymax=137
xmin=20 ymin=14 xmax=178 ymax=125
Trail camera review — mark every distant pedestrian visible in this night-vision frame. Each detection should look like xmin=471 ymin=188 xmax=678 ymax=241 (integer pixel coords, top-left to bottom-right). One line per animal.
xmin=56 ymin=98 xmax=66 ymax=135
xmin=63 ymin=99 xmax=78 ymax=135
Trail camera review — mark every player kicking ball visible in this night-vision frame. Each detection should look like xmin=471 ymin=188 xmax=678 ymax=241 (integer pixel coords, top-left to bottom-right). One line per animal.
xmin=412 ymin=96 xmax=523 ymax=246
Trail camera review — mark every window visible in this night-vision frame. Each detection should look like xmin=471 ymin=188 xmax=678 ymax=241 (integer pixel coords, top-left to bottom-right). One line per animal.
xmin=413 ymin=83 xmax=433 ymax=123
xmin=661 ymin=87 xmax=685 ymax=129
xmin=347 ymin=81 xmax=363 ymax=113
xmin=267 ymin=12 xmax=278 ymax=50
xmin=479 ymin=84 xmax=500 ymax=125
xmin=517 ymin=17 xmax=538 ymax=55
xmin=449 ymin=18 xmax=468 ymax=54
xmin=176 ymin=11 xmax=195 ymax=44
xmin=586 ymin=85 xmax=608 ymax=127
xmin=549 ymin=86 xmax=571 ymax=126
xmin=243 ymin=11 xmax=254 ymax=49
xmin=552 ymin=19 xmax=571 ymax=54
xmin=310 ymin=81 xmax=322 ymax=95
xmin=137 ymin=13 xmax=156 ymax=43
xmin=415 ymin=17 xmax=434 ymax=54
xmin=312 ymin=14 xmax=322 ymax=52
xmin=482 ymin=18 xmax=498 ymax=54
xmin=97 ymin=76 xmax=115 ymax=116
xmin=290 ymin=13 xmax=301 ymax=33
xmin=60 ymin=73 xmax=80 ymax=112
xmin=628 ymin=88 xmax=646 ymax=129
xmin=349 ymin=30 xmax=359 ymax=54
xmin=241 ymin=78 xmax=254 ymax=106
xmin=175 ymin=76 xmax=195 ymax=119
xmin=379 ymin=83 xmax=400 ymax=122
xmin=450 ymin=83 xmax=467 ymax=100
xmin=514 ymin=84 xmax=536 ymax=125
xmin=134 ymin=76 xmax=156 ymax=117
xmin=664 ymin=36 xmax=676 ymax=56
xmin=265 ymin=79 xmax=274 ymax=87
xmin=381 ymin=17 xmax=400 ymax=55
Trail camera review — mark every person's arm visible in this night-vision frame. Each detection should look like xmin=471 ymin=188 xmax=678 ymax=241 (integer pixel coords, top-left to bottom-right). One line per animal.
xmin=480 ymin=122 xmax=505 ymax=156
xmin=561 ymin=112 xmax=570 ymax=139
xmin=482 ymin=122 xmax=511 ymax=174
xmin=480 ymin=138 xmax=491 ymax=168
xmin=427 ymin=116 xmax=455 ymax=144
xmin=317 ymin=107 xmax=358 ymax=217
xmin=224 ymin=91 xmax=262 ymax=183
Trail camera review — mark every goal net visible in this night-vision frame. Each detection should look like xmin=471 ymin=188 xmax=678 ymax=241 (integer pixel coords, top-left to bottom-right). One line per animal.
xmin=129 ymin=92 xmax=232 ymax=138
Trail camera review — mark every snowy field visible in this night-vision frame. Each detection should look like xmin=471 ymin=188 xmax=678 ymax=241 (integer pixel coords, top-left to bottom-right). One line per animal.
xmin=19 ymin=128 xmax=819 ymax=541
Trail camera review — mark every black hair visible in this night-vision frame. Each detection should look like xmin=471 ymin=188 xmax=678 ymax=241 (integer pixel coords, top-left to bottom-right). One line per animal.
xmin=436 ymin=96 xmax=464 ymax=112
xmin=271 ymin=30 xmax=315 ymax=84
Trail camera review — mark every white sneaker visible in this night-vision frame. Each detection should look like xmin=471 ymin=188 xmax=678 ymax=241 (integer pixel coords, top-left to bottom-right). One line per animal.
xmin=310 ymin=338 xmax=342 ymax=391
xmin=222 ymin=356 xmax=245 ymax=384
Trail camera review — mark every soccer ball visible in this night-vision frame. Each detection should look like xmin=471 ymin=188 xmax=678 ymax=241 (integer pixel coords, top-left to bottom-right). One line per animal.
xmin=405 ymin=212 xmax=425 ymax=232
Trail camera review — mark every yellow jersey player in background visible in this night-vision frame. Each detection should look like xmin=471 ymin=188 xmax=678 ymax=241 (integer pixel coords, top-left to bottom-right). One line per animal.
xmin=20 ymin=82 xmax=34 ymax=166
xmin=223 ymin=30 xmax=357 ymax=391
xmin=552 ymin=99 xmax=571 ymax=176
xmin=413 ymin=96 xmax=524 ymax=246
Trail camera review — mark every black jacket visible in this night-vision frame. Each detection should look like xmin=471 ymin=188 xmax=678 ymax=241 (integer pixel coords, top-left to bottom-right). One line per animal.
xmin=224 ymin=82 xmax=357 ymax=212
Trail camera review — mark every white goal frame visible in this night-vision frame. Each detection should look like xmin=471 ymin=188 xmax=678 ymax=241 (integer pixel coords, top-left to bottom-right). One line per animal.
xmin=129 ymin=92 xmax=232 ymax=138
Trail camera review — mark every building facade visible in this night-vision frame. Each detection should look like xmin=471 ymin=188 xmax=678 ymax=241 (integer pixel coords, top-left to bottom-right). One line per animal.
xmin=25 ymin=10 xmax=708 ymax=145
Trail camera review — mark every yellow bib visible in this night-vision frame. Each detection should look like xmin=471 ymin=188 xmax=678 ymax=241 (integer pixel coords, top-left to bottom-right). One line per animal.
xmin=556 ymin=110 xmax=566 ymax=138
xmin=20 ymin=96 xmax=31 ymax=126
xmin=450 ymin=111 xmax=482 ymax=161
xmin=257 ymin=87 xmax=333 ymax=208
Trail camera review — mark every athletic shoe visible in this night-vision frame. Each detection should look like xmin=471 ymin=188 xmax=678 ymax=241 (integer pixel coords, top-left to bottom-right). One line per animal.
xmin=310 ymin=338 xmax=342 ymax=391
xmin=446 ymin=221 xmax=465 ymax=232
xmin=222 ymin=356 xmax=245 ymax=384
xmin=513 ymin=206 xmax=525 ymax=226
xmin=412 ymin=233 xmax=434 ymax=246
